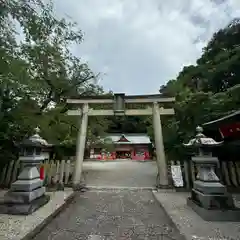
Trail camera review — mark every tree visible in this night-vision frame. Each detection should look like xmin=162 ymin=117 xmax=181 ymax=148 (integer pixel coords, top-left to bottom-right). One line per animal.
xmin=157 ymin=18 xmax=240 ymax=160
xmin=0 ymin=0 xmax=107 ymax=164
xmin=197 ymin=18 xmax=240 ymax=92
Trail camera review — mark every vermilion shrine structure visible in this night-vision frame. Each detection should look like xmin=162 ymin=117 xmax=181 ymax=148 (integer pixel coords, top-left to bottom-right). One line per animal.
xmin=90 ymin=133 xmax=152 ymax=161
xmin=67 ymin=93 xmax=175 ymax=188
xmin=203 ymin=110 xmax=240 ymax=163
xmin=203 ymin=110 xmax=240 ymax=141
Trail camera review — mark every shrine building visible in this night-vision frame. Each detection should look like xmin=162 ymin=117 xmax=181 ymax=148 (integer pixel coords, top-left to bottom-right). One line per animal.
xmin=203 ymin=110 xmax=240 ymax=142
xmin=89 ymin=133 xmax=152 ymax=160
xmin=203 ymin=110 xmax=240 ymax=161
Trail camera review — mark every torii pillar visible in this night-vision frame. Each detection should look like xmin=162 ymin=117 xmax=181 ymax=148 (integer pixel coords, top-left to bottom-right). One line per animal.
xmin=73 ymin=103 xmax=89 ymax=188
xmin=153 ymin=102 xmax=169 ymax=186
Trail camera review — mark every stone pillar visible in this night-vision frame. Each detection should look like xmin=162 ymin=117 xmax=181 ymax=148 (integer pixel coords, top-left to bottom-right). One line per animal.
xmin=153 ymin=102 xmax=168 ymax=187
xmin=73 ymin=103 xmax=89 ymax=188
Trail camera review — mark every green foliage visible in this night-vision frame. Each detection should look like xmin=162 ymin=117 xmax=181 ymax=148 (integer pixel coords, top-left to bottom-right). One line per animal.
xmin=0 ymin=0 xmax=108 ymax=163
xmin=107 ymin=116 xmax=150 ymax=134
xmin=158 ymin=18 xmax=240 ymax=160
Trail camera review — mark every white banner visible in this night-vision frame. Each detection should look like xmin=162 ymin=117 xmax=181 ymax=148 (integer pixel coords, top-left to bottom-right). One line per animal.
xmin=171 ymin=165 xmax=184 ymax=187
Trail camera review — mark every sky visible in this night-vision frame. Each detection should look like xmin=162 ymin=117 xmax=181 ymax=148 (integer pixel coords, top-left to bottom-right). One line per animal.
xmin=52 ymin=0 xmax=240 ymax=95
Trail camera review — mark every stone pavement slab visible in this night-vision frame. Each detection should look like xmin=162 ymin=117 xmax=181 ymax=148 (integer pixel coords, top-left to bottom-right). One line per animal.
xmin=32 ymin=190 xmax=186 ymax=240
xmin=82 ymin=160 xmax=157 ymax=189
xmin=153 ymin=191 xmax=240 ymax=240
xmin=0 ymin=188 xmax=74 ymax=240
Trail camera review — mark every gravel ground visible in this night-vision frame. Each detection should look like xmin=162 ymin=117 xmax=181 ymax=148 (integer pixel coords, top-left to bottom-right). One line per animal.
xmin=32 ymin=190 xmax=185 ymax=240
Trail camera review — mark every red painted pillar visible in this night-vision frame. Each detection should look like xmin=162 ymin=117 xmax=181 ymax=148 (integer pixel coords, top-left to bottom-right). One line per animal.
xmin=144 ymin=151 xmax=149 ymax=160
xmin=131 ymin=150 xmax=135 ymax=160
xmin=40 ymin=166 xmax=44 ymax=180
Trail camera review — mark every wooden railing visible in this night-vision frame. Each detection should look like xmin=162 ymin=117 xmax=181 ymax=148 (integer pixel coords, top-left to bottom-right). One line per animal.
xmin=0 ymin=159 xmax=74 ymax=189
xmin=0 ymin=160 xmax=21 ymax=188
xmin=1 ymin=159 xmax=240 ymax=191
xmin=168 ymin=160 xmax=240 ymax=191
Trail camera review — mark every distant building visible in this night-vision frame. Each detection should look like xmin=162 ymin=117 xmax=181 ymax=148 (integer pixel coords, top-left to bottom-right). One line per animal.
xmin=90 ymin=133 xmax=152 ymax=160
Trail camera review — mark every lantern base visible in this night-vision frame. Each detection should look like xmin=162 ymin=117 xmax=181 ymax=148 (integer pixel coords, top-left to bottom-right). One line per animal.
xmin=193 ymin=180 xmax=227 ymax=195
xmin=187 ymin=188 xmax=240 ymax=221
xmin=4 ymin=186 xmax=46 ymax=203
xmin=0 ymin=194 xmax=50 ymax=215
xmin=187 ymin=197 xmax=240 ymax=222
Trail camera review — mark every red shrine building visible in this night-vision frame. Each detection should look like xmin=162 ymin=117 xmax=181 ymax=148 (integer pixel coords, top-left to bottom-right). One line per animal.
xmin=203 ymin=110 xmax=240 ymax=141
xmin=203 ymin=110 xmax=240 ymax=161
xmin=89 ymin=133 xmax=152 ymax=160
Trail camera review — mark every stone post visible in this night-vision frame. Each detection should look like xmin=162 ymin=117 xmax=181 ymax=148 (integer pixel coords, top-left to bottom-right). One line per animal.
xmin=73 ymin=103 xmax=89 ymax=189
xmin=153 ymin=102 xmax=168 ymax=187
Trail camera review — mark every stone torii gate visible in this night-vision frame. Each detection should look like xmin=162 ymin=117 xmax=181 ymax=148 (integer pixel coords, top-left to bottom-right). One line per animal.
xmin=67 ymin=93 xmax=175 ymax=188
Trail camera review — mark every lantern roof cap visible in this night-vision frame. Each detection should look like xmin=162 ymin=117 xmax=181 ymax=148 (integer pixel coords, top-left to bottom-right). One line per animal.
xmin=21 ymin=127 xmax=50 ymax=147
xmin=183 ymin=126 xmax=223 ymax=148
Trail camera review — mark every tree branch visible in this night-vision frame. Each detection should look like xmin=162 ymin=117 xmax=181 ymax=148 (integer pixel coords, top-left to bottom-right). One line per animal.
xmin=39 ymin=89 xmax=53 ymax=112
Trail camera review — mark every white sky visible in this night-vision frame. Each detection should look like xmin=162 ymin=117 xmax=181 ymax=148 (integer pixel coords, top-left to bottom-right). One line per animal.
xmin=52 ymin=0 xmax=240 ymax=94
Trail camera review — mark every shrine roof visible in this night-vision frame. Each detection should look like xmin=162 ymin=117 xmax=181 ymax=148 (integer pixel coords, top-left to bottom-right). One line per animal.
xmin=203 ymin=110 xmax=240 ymax=129
xmin=202 ymin=110 xmax=240 ymax=142
xmin=106 ymin=133 xmax=151 ymax=145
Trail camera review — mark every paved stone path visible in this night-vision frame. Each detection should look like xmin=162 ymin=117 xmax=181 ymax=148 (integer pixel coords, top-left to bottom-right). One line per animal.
xmin=153 ymin=191 xmax=240 ymax=240
xmin=82 ymin=160 xmax=157 ymax=188
xmin=32 ymin=190 xmax=185 ymax=240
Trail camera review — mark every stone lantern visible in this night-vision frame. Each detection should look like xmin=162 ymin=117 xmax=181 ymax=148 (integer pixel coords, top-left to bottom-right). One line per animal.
xmin=0 ymin=127 xmax=50 ymax=215
xmin=183 ymin=126 xmax=240 ymax=221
